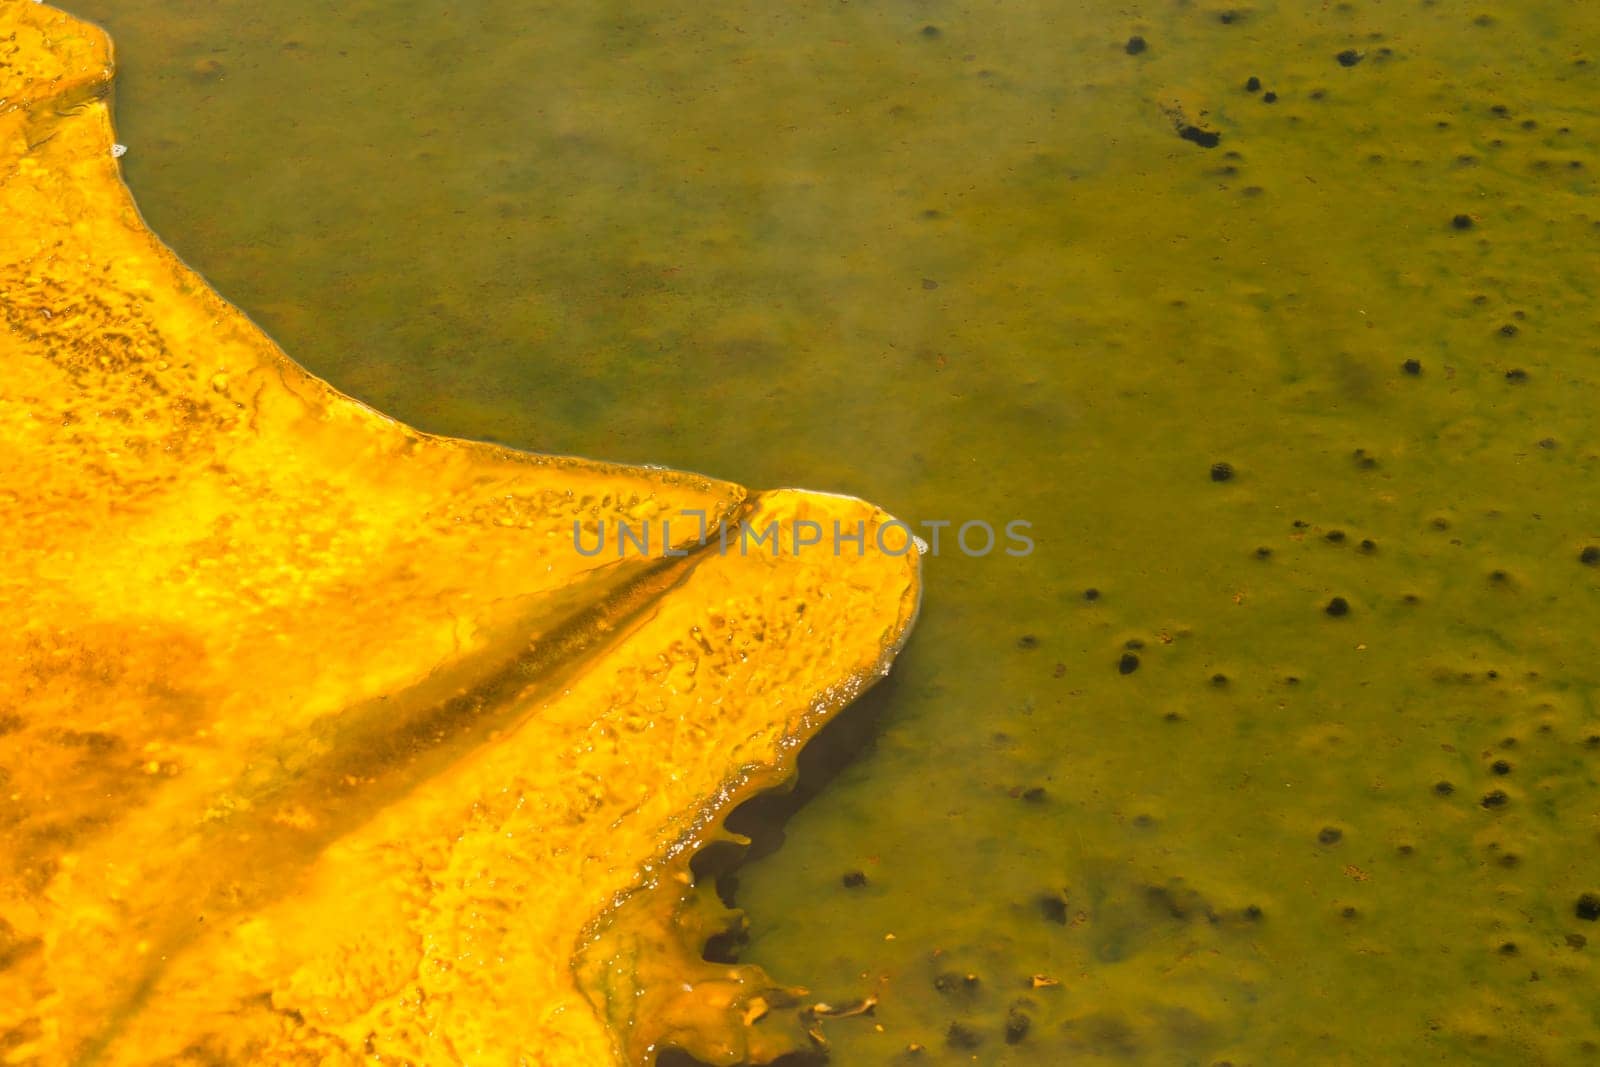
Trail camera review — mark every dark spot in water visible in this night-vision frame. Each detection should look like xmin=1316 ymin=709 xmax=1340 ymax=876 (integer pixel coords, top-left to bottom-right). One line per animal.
xmin=1359 ymin=539 xmax=1377 ymax=554
xmin=1005 ymin=1009 xmax=1032 ymax=1044
xmin=1489 ymin=569 xmax=1510 ymax=584
xmin=1402 ymin=358 xmax=1422 ymax=374
xmin=1499 ymin=942 xmax=1518 ymax=956
xmin=1052 ymin=662 xmax=1066 ymax=678
xmin=1254 ymin=546 xmax=1273 ymax=560
xmin=947 ymin=1021 xmax=982 ymax=1049
xmin=1580 ymin=546 xmax=1599 ymax=565
xmin=1021 ymin=786 xmax=1047 ymax=803
xmin=1119 ymin=652 xmax=1141 ymax=675
xmin=842 ymin=870 xmax=868 ymax=888
xmin=1336 ymin=49 xmax=1363 ymax=67
xmin=1491 ymin=759 xmax=1512 ymax=775
xmin=1084 ymin=587 xmax=1101 ymax=601
xmin=1481 ymin=790 xmax=1509 ymax=809
xmin=1325 ymin=530 xmax=1346 ymax=544
xmin=1245 ymin=76 xmax=1261 ymax=92
xmin=1179 ymin=124 xmax=1222 ymax=149
xmin=1567 ymin=933 xmax=1588 ymax=948
xmin=1211 ymin=461 xmax=1235 ymax=482
xmin=1325 ymin=597 xmax=1350 ymax=617
xmin=56 ymin=730 xmax=123 ymax=755
xmin=1125 ymin=35 xmax=1147 ymax=55
xmin=1211 ymin=673 xmax=1228 ymax=687
xmin=1017 ymin=634 xmax=1038 ymax=650
xmin=921 ymin=25 xmax=942 ymax=38
xmin=921 ymin=278 xmax=939 ymax=290
xmin=934 ymin=971 xmax=982 ymax=996
xmin=1452 ymin=214 xmax=1474 ymax=230
xmin=1262 ymin=91 xmax=1278 ymax=103
xmin=1434 ymin=781 xmax=1455 ymax=796
xmin=1243 ymin=904 xmax=1264 ymax=921
xmin=1318 ymin=826 xmax=1343 ymax=845
xmin=1577 ymin=893 xmax=1600 ymax=921
xmin=1501 ymin=326 xmax=1521 ymax=340
xmin=1490 ymin=104 xmax=1510 ymax=117
xmin=1038 ymin=894 xmax=1068 ymax=924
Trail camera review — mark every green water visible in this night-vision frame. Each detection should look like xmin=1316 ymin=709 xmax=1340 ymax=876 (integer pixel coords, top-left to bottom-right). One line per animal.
xmin=68 ymin=0 xmax=1600 ymax=1062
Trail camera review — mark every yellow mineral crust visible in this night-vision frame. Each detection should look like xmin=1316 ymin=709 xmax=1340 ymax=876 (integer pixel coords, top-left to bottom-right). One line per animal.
xmin=0 ymin=3 xmax=921 ymax=1064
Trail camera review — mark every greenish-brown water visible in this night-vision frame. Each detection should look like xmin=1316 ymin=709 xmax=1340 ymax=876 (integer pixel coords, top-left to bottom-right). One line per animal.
xmin=65 ymin=0 xmax=1600 ymax=1063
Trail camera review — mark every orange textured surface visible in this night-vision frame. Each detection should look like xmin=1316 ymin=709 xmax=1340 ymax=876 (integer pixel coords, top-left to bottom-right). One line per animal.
xmin=0 ymin=3 xmax=920 ymax=1062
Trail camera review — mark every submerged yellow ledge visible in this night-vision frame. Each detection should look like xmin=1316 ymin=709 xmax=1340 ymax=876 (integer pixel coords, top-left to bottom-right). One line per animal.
xmin=0 ymin=3 xmax=920 ymax=1063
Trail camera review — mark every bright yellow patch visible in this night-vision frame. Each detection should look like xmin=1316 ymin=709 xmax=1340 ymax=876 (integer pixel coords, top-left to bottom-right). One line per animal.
xmin=0 ymin=3 xmax=919 ymax=1063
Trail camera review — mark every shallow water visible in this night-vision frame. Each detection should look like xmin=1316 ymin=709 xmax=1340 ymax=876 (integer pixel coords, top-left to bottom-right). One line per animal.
xmin=66 ymin=0 xmax=1600 ymax=1062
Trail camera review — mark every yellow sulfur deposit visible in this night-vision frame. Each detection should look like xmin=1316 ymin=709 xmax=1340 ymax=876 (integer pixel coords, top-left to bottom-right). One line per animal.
xmin=0 ymin=3 xmax=920 ymax=1063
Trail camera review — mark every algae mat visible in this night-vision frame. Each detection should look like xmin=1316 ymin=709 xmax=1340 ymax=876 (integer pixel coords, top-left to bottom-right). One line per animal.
xmin=38 ymin=0 xmax=1600 ymax=1064
xmin=0 ymin=3 xmax=922 ymax=1064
